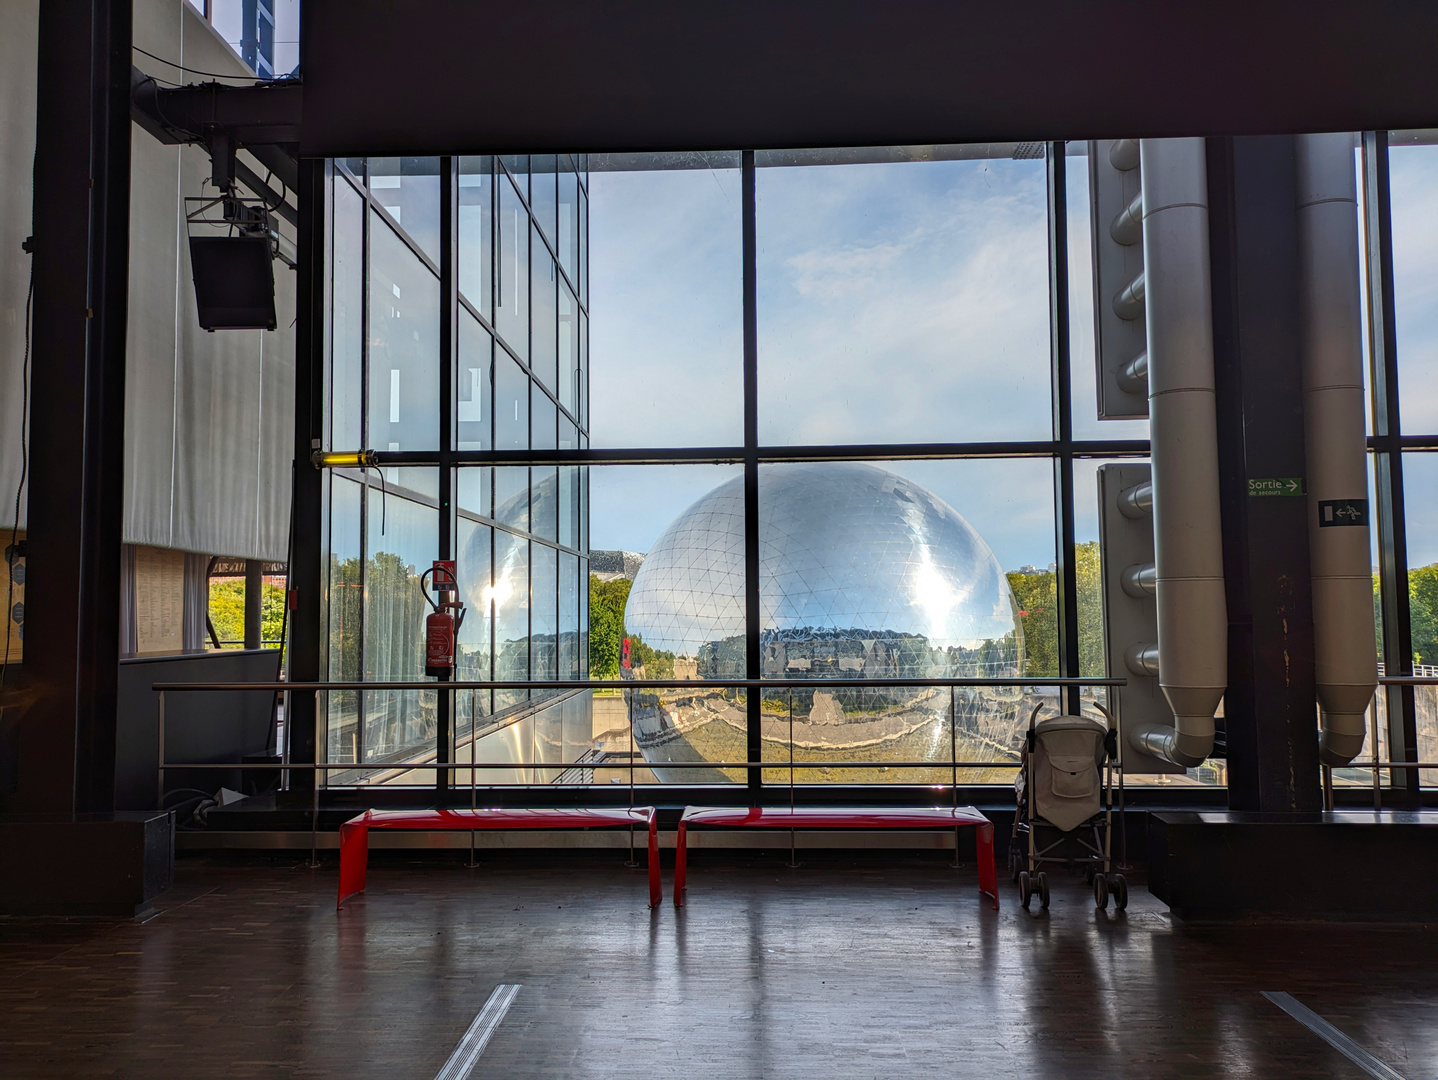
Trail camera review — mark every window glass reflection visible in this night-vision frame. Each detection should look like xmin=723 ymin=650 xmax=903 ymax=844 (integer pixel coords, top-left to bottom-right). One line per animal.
xmin=494 ymin=351 xmax=528 ymax=451
xmin=455 ymin=515 xmax=493 ymax=735
xmin=368 ymin=157 xmax=441 ymax=265
xmin=497 ymin=175 xmax=530 ymax=362
xmin=532 ymin=543 xmax=558 ymax=680
xmin=531 ymin=225 xmax=559 ymax=395
xmin=495 ymin=467 xmax=530 ymax=533
xmin=756 ymin=146 xmax=1051 ymax=444
xmin=456 ymin=310 xmax=491 ymax=452
xmin=559 ymin=283 xmax=579 ymax=416
xmin=531 ymin=154 xmax=558 ymax=250
xmin=531 ymin=388 xmax=557 ymax=451
xmin=493 ymin=530 xmax=530 ymax=710
xmin=326 ymin=475 xmax=363 ymax=763
xmin=331 ymin=173 xmax=364 ymax=451
xmin=532 ymin=466 xmax=559 ymax=543
xmin=459 ymin=155 xmax=493 ymax=321
xmin=368 ymin=213 xmax=439 ymax=451
xmin=1388 ymin=138 xmax=1438 ymax=434
xmin=559 ymin=160 xmax=580 ymax=285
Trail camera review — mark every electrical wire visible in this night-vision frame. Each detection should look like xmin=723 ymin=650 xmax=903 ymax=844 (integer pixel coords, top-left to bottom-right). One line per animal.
xmin=132 ymin=44 xmax=297 ymax=83
xmin=0 ymin=240 xmax=34 ymax=724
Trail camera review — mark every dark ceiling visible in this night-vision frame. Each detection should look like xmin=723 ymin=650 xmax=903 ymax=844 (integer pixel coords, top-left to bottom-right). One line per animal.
xmin=299 ymin=0 xmax=1438 ymax=156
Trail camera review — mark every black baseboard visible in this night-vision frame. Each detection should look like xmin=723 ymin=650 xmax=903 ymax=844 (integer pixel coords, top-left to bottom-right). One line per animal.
xmin=1148 ymin=810 xmax=1438 ymax=920
xmin=0 ymin=812 xmax=174 ymax=916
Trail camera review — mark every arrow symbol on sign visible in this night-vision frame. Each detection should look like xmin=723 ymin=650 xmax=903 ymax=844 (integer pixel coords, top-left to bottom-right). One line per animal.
xmin=1286 ymin=479 xmax=1301 ymax=494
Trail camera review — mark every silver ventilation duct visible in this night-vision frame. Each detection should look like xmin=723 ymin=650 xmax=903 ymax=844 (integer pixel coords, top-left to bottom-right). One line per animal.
xmin=1296 ymin=133 xmax=1379 ymax=767
xmin=1129 ymin=138 xmax=1228 ymax=769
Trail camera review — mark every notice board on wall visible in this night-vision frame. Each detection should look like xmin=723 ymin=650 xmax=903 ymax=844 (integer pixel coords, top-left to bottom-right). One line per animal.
xmin=134 ymin=545 xmax=185 ymax=655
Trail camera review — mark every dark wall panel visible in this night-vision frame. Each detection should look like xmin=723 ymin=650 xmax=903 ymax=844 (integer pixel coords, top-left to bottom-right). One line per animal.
xmin=301 ymin=0 xmax=1438 ymax=156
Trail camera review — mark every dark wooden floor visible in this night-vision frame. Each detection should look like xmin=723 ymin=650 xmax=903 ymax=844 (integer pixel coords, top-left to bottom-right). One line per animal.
xmin=1 ymin=851 xmax=1435 ymax=1079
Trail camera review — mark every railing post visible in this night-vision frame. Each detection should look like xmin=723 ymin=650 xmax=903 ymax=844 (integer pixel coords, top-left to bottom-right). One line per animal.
xmin=156 ymin=690 xmax=165 ymax=811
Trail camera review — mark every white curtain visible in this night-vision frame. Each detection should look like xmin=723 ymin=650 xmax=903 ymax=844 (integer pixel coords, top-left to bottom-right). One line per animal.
xmin=181 ymin=552 xmax=209 ymax=652
xmin=1 ymin=0 xmax=295 ymax=561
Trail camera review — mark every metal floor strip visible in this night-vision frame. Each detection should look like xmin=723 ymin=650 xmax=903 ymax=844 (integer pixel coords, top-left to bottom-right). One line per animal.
xmin=1263 ymin=991 xmax=1408 ymax=1080
xmin=434 ymin=984 xmax=522 ymax=1080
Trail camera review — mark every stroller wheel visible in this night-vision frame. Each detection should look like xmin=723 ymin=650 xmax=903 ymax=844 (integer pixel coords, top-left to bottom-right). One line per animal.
xmin=1036 ymin=872 xmax=1050 ymax=910
xmin=1110 ymin=874 xmax=1129 ymax=912
xmin=1018 ymin=871 xmax=1032 ymax=909
xmin=1092 ymin=872 xmax=1109 ymax=910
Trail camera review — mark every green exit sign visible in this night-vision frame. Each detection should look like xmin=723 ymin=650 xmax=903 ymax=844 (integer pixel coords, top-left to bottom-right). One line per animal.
xmin=1248 ymin=477 xmax=1305 ymax=497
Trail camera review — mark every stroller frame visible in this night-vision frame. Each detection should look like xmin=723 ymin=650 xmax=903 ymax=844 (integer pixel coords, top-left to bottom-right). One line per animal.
xmin=1009 ymin=702 xmax=1129 ymax=911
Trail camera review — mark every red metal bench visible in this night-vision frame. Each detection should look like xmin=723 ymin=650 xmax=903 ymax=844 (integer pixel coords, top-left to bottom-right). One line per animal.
xmin=338 ymin=807 xmax=661 ymax=909
xmin=674 ymin=805 xmax=998 ymax=909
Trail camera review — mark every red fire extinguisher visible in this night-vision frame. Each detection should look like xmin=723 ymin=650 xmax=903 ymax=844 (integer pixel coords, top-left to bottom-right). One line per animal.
xmin=421 ymin=560 xmax=465 ymax=678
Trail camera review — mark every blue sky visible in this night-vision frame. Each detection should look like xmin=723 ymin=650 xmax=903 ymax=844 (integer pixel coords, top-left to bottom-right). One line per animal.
xmin=587 ymin=143 xmax=1437 ymax=573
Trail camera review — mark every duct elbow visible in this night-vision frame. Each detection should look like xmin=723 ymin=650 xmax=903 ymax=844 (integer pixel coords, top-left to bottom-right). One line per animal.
xmin=1318 ymin=711 xmax=1367 ymax=768
xmin=1128 ymin=717 xmax=1214 ymax=770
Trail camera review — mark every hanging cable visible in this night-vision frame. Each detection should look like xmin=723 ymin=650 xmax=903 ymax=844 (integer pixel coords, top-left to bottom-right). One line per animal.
xmin=1 ymin=239 xmax=35 ymax=723
xmin=131 ymin=44 xmax=297 ymax=83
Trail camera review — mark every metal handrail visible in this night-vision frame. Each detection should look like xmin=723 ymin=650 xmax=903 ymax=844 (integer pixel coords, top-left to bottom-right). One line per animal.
xmin=157 ymin=759 xmax=1023 ymax=771
xmin=151 ymin=677 xmax=1125 ymax=691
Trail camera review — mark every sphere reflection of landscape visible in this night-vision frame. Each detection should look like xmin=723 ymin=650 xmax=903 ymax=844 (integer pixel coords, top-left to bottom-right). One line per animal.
xmin=622 ymin=462 xmax=1027 ymax=782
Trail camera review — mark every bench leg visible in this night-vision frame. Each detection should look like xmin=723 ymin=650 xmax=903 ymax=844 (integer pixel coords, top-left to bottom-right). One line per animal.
xmin=674 ymin=820 xmax=688 ymax=907
xmin=647 ymin=815 xmax=661 ymax=908
xmin=976 ymin=821 xmax=999 ymax=911
xmin=337 ymin=822 xmax=370 ymax=909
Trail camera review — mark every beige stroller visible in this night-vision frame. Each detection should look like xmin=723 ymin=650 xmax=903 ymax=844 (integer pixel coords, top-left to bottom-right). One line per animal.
xmin=1010 ymin=704 xmax=1127 ymax=911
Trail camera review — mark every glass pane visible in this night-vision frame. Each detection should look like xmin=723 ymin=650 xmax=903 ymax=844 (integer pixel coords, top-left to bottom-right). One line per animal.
xmin=363 ymin=471 xmax=439 ymax=770
xmin=532 ymin=466 xmax=559 ymax=543
xmin=578 ymin=182 xmax=588 ymax=307
xmin=532 ymin=543 xmax=558 ymax=680
xmin=494 ymin=530 xmax=529 ymax=711
xmin=558 ymin=282 xmax=579 ymax=416
xmin=495 ymin=351 xmax=529 ymax=451
xmin=558 ymin=160 xmax=580 ymax=285
xmin=559 ymin=550 xmax=580 ymax=681
xmin=531 ymin=153 xmax=558 ymax=249
xmin=588 ymin=152 xmax=743 ymax=447
xmin=531 ymin=386 xmax=557 ymax=451
xmin=501 ymin=154 xmax=528 ymax=202
xmin=497 ymin=174 xmax=530 ymax=362
xmin=495 ymin=466 xmax=530 ymax=533
xmin=756 ymin=459 xmax=1047 ymax=783
xmin=558 ymin=464 xmax=580 ymax=550
xmin=589 ymin=463 xmax=745 ymax=784
xmin=454 ymin=513 xmax=493 ymax=738
xmin=531 ymin=225 xmax=558 ymax=395
xmin=1067 ymin=142 xmax=1149 ymax=442
xmin=456 ymin=465 xmax=490 ymax=520
xmin=331 ymin=173 xmax=364 ymax=451
xmin=458 ymin=155 xmax=493 ymax=321
xmin=756 ymin=146 xmax=1051 ymax=444
xmin=1388 ymin=137 xmax=1438 ymax=434
xmin=578 ymin=309 xmax=589 ymax=430
xmin=368 ymin=212 xmax=440 ymax=451
xmin=326 ymin=475 xmax=363 ymax=764
xmin=456 ymin=310 xmax=491 ymax=451
xmin=368 ymin=157 xmax=441 ymax=265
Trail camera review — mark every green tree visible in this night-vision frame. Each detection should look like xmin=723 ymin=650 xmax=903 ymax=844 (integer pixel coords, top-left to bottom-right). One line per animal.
xmin=588 ymin=573 xmax=676 ymax=678
xmin=1004 ymin=541 xmax=1104 ymax=678
xmin=1406 ymin=563 xmax=1438 ymax=665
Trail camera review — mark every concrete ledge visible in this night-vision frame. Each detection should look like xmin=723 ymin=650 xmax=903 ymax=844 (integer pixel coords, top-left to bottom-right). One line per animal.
xmin=0 ymin=813 xmax=174 ymax=916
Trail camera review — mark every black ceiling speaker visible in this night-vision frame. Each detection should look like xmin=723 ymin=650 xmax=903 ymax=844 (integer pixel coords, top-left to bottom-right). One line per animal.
xmin=188 ymin=234 xmax=277 ymax=331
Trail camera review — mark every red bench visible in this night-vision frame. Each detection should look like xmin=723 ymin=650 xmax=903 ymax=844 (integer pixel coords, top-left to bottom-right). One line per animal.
xmin=338 ymin=807 xmax=661 ymax=909
xmin=674 ymin=805 xmax=998 ymax=910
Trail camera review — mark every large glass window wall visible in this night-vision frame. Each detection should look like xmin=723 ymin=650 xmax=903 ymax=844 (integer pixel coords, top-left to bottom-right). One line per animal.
xmin=315 ymin=137 xmax=1437 ymax=797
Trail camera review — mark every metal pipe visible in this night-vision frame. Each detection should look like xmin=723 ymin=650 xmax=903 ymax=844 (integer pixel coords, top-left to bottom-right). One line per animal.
xmin=1125 ymin=643 xmax=1160 ymax=677
xmin=1111 ymin=188 xmax=1144 ymax=246
xmin=1118 ymin=479 xmax=1153 ymax=519
xmin=1113 ymin=269 xmax=1146 ymax=320
xmin=155 ymin=759 xmax=1025 ymax=771
xmin=1110 ymin=139 xmax=1140 ymax=172
xmin=1121 ymin=562 xmax=1157 ymax=598
xmin=1296 ymin=132 xmax=1378 ymax=768
xmin=1117 ymin=350 xmax=1149 ymax=394
xmin=1131 ymin=137 xmax=1227 ymax=769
